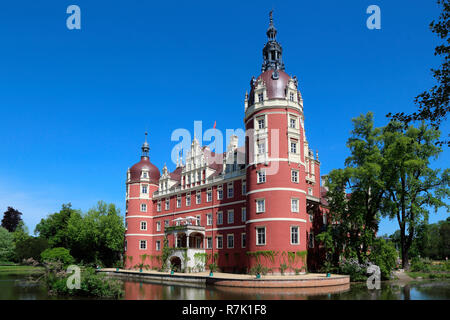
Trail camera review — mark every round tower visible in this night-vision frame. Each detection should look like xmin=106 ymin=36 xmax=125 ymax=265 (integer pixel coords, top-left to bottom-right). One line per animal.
xmin=124 ymin=133 xmax=160 ymax=269
xmin=245 ymin=12 xmax=310 ymax=273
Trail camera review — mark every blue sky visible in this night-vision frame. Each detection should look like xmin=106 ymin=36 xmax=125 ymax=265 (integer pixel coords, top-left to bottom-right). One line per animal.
xmin=0 ymin=0 xmax=448 ymax=235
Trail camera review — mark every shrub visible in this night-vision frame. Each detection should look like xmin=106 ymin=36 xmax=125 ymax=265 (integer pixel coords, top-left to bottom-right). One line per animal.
xmin=410 ymin=257 xmax=432 ymax=272
xmin=41 ymin=247 xmax=75 ymax=266
xmin=338 ymin=259 xmax=370 ymax=282
xmin=249 ymin=263 xmax=268 ymax=276
xmin=369 ymin=238 xmax=398 ymax=280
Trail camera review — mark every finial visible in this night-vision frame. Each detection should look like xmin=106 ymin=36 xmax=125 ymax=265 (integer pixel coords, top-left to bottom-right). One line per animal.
xmin=141 ymin=131 xmax=150 ymax=158
xmin=269 ymin=10 xmax=273 ymax=25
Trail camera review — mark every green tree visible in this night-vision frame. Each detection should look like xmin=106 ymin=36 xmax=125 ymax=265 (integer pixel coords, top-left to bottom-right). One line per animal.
xmin=35 ymin=203 xmax=79 ymax=248
xmin=1 ymin=207 xmax=23 ymax=232
xmin=388 ymin=0 xmax=449 ymax=146
xmin=41 ymin=247 xmax=75 ymax=266
xmin=381 ymin=122 xmax=449 ymax=268
xmin=67 ymin=201 xmax=125 ymax=267
xmin=0 ymin=227 xmax=15 ymax=262
xmin=15 ymin=237 xmax=49 ymax=262
xmin=369 ymin=238 xmax=398 ymax=280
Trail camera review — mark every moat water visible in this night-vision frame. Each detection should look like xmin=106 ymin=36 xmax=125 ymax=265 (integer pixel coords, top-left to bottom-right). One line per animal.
xmin=1 ymin=273 xmax=449 ymax=300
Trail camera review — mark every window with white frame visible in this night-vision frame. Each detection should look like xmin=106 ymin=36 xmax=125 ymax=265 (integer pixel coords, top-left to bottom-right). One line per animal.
xmin=142 ymin=171 xmax=148 ymax=178
xmin=165 ymin=198 xmax=169 ymax=210
xmin=216 ymin=235 xmax=223 ymax=249
xmin=217 ymin=211 xmax=223 ymax=225
xmin=141 ymin=184 xmax=148 ymax=194
xmin=217 ymin=185 xmax=223 ymax=200
xmin=257 ymin=116 xmax=265 ymax=129
xmin=256 ymin=199 xmax=265 ymax=213
xmin=164 ymin=220 xmax=169 ymax=228
xmin=227 ymin=210 xmax=234 ymax=224
xmin=140 ymin=221 xmax=147 ymax=230
xmin=257 ymin=170 xmax=266 ymax=183
xmin=156 ymin=221 xmax=161 ymax=232
xmin=291 ymin=198 xmax=299 ymax=213
xmin=195 ymin=215 xmax=200 ymax=226
xmin=139 ymin=240 xmax=147 ymax=250
xmin=289 ymin=117 xmax=296 ymax=129
xmin=242 ymin=180 xmax=246 ymax=195
xmin=157 ymin=200 xmax=161 ymax=212
xmin=256 ymin=227 xmax=266 ymax=245
xmin=186 ymin=192 xmax=191 ymax=206
xmin=207 ymin=188 xmax=212 ymax=202
xmin=308 ymin=187 xmax=313 ymax=195
xmin=227 ymin=182 xmax=234 ymax=198
xmin=258 ymin=93 xmax=263 ymax=102
xmin=196 ymin=191 xmax=201 ymax=204
xmin=291 ymin=170 xmax=299 ymax=183
xmin=227 ymin=234 xmax=234 ymax=248
xmin=207 ymin=213 xmax=213 ymax=226
xmin=140 ymin=203 xmax=147 ymax=212
xmin=290 ymin=140 xmax=298 ymax=153
xmin=241 ymin=207 xmax=246 ymax=222
xmin=156 ymin=240 xmax=161 ymax=251
xmin=290 ymin=92 xmax=294 ymax=101
xmin=291 ymin=226 xmax=299 ymax=245
xmin=206 ymin=237 xmax=212 ymax=249
xmin=197 ymin=171 xmax=201 ymax=181
xmin=177 ymin=195 xmax=181 ymax=208
xmin=257 ymin=140 xmax=265 ymax=155
xmin=241 ymin=233 xmax=246 ymax=248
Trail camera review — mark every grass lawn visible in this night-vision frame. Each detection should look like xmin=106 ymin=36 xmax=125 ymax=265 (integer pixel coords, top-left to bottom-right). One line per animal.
xmin=407 ymin=271 xmax=450 ymax=280
xmin=0 ymin=265 xmax=45 ymax=275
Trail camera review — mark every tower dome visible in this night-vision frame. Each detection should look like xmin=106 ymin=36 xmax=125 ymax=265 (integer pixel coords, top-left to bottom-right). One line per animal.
xmin=129 ymin=132 xmax=160 ymax=184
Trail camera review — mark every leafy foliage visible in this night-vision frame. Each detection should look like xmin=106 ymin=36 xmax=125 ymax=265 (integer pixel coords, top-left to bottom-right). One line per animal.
xmin=1 ymin=207 xmax=23 ymax=232
xmin=0 ymin=227 xmax=15 ymax=262
xmin=41 ymin=247 xmax=75 ymax=266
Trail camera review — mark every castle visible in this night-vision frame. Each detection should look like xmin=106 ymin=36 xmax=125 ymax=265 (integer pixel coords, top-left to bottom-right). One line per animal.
xmin=124 ymin=13 xmax=329 ymax=274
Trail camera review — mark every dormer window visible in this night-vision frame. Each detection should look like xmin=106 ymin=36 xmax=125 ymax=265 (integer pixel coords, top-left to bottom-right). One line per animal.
xmin=258 ymin=93 xmax=264 ymax=102
xmin=142 ymin=172 xmax=148 ymax=178
xmin=290 ymin=92 xmax=294 ymax=101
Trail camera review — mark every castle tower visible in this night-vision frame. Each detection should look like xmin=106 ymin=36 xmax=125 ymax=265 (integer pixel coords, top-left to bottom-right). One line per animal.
xmin=124 ymin=133 xmax=160 ymax=269
xmin=245 ymin=12 xmax=312 ymax=271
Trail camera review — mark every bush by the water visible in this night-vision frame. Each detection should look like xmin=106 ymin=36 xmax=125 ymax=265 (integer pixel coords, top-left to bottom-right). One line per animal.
xmin=43 ymin=261 xmax=123 ymax=298
xmin=338 ymin=259 xmax=371 ymax=282
xmin=41 ymin=247 xmax=75 ymax=266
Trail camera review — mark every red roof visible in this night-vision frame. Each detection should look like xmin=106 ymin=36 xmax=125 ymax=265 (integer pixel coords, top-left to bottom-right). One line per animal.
xmin=129 ymin=156 xmax=160 ymax=184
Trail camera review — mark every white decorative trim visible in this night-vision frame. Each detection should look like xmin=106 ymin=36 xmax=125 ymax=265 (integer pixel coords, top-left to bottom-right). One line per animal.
xmin=126 ymin=215 xmax=152 ymax=219
xmin=153 ymin=200 xmax=246 ymax=218
xmin=125 ymin=233 xmax=164 ymax=237
xmin=246 ymin=218 xmax=307 ymax=224
xmin=246 ymin=187 xmax=306 ymax=195
xmin=205 ymin=225 xmax=246 ymax=232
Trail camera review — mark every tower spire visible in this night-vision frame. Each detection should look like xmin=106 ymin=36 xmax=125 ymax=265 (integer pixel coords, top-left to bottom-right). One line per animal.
xmin=261 ymin=10 xmax=285 ymax=73
xmin=141 ymin=132 xmax=150 ymax=158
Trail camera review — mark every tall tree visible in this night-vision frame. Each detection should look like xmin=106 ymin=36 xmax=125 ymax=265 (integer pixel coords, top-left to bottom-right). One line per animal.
xmin=1 ymin=207 xmax=23 ymax=232
xmin=0 ymin=227 xmax=15 ymax=262
xmin=381 ymin=122 xmax=449 ymax=268
xmin=34 ymin=203 xmax=78 ymax=248
xmin=388 ymin=0 xmax=449 ymax=146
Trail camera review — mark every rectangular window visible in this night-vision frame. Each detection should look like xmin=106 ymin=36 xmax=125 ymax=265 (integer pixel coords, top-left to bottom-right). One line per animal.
xmin=165 ymin=198 xmax=170 ymax=210
xmin=217 ymin=185 xmax=223 ymax=200
xmin=290 ymin=141 xmax=297 ymax=153
xmin=258 ymin=93 xmax=263 ymax=102
xmin=216 ymin=235 xmax=223 ymax=249
xmin=141 ymin=185 xmax=148 ymax=194
xmin=140 ymin=203 xmax=147 ymax=212
xmin=227 ymin=234 xmax=234 ymax=248
xmin=196 ymin=191 xmax=201 ymax=204
xmin=195 ymin=215 xmax=201 ymax=226
xmin=256 ymin=227 xmax=266 ymax=245
xmin=206 ymin=237 xmax=213 ymax=249
xmin=257 ymin=140 xmax=265 ymax=155
xmin=197 ymin=171 xmax=201 ymax=181
xmin=207 ymin=213 xmax=213 ymax=226
xmin=207 ymin=188 xmax=212 ymax=202
xmin=308 ymin=187 xmax=313 ymax=195
xmin=227 ymin=182 xmax=234 ymax=198
xmin=290 ymin=117 xmax=296 ymax=129
xmin=227 ymin=210 xmax=234 ymax=224
xmin=177 ymin=195 xmax=181 ymax=208
xmin=291 ymin=198 xmax=299 ymax=213
xmin=291 ymin=226 xmax=299 ymax=245
xmin=156 ymin=240 xmax=161 ymax=251
xmin=156 ymin=221 xmax=161 ymax=232
xmin=241 ymin=233 xmax=246 ymax=248
xmin=257 ymin=117 xmax=265 ymax=129
xmin=256 ymin=199 xmax=265 ymax=213
xmin=241 ymin=207 xmax=247 ymax=222
xmin=291 ymin=170 xmax=299 ymax=183
xmin=186 ymin=193 xmax=191 ymax=206
xmin=290 ymin=92 xmax=294 ymax=101
xmin=242 ymin=180 xmax=246 ymax=195
xmin=157 ymin=201 xmax=161 ymax=212
xmin=217 ymin=211 xmax=223 ymax=225
xmin=257 ymin=170 xmax=266 ymax=183
xmin=139 ymin=240 xmax=147 ymax=250
xmin=140 ymin=221 xmax=147 ymax=231
xmin=164 ymin=220 xmax=169 ymax=228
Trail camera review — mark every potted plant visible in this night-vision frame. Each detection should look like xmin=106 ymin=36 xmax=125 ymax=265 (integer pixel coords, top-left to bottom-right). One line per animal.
xmin=323 ymin=261 xmax=333 ymax=277
xmin=208 ymin=263 xmax=218 ymax=276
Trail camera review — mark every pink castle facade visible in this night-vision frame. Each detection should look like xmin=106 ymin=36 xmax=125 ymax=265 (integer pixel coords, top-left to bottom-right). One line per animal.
xmin=124 ymin=14 xmax=329 ymax=274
